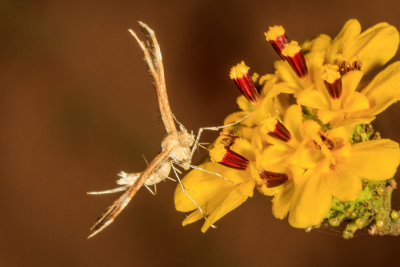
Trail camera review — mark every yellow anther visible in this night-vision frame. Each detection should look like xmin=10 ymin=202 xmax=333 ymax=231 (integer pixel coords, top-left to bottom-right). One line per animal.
xmin=210 ymin=142 xmax=227 ymax=163
xmin=261 ymin=117 xmax=278 ymax=133
xmin=230 ymin=61 xmax=249 ymax=79
xmin=322 ymin=64 xmax=341 ymax=84
xmin=265 ymin=26 xmax=285 ymax=41
xmin=281 ymin=41 xmax=301 ymax=57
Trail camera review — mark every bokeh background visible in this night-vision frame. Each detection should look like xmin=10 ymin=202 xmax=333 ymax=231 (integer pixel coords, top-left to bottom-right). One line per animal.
xmin=2 ymin=0 xmax=400 ymax=266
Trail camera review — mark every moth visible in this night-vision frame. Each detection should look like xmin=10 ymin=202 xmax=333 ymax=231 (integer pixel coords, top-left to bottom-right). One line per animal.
xmin=88 ymin=22 xmax=236 ymax=238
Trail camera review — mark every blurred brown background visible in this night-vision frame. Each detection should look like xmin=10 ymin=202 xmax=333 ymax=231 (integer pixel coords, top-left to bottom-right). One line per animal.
xmin=1 ymin=0 xmax=400 ymax=266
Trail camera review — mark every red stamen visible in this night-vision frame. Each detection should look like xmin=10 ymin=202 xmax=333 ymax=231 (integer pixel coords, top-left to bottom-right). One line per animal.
xmin=210 ymin=136 xmax=249 ymax=170
xmin=286 ymin=51 xmax=308 ymax=78
xmin=232 ymin=73 xmax=259 ymax=102
xmin=265 ymin=26 xmax=289 ymax=59
xmin=322 ymin=64 xmax=342 ymax=99
xmin=268 ymin=121 xmax=291 ymax=142
xmin=324 ymin=79 xmax=342 ymax=99
xmin=269 ymin=35 xmax=289 ymax=60
xmin=260 ymin=170 xmax=288 ymax=187
xmin=219 ymin=149 xmax=249 ymax=170
xmin=230 ymin=62 xmax=259 ymax=103
xmin=282 ymin=41 xmax=308 ymax=78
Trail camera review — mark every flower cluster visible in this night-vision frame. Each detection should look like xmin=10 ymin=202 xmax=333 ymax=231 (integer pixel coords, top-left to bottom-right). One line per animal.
xmin=175 ymin=19 xmax=400 ymax=237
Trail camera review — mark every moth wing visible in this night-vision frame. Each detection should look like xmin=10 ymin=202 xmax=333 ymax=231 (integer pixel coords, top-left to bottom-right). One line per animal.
xmin=88 ymin=147 xmax=173 ymax=238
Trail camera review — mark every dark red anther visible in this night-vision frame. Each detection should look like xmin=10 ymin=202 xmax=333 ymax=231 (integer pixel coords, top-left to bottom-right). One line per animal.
xmin=269 ymin=34 xmax=289 ymax=60
xmin=281 ymin=41 xmax=308 ymax=78
xmin=232 ymin=73 xmax=260 ymax=103
xmin=268 ymin=121 xmax=291 ymax=142
xmin=286 ymin=51 xmax=308 ymax=78
xmin=265 ymin=26 xmax=289 ymax=59
xmin=260 ymin=170 xmax=289 ymax=187
xmin=219 ymin=149 xmax=249 ymax=170
xmin=324 ymin=78 xmax=342 ymax=99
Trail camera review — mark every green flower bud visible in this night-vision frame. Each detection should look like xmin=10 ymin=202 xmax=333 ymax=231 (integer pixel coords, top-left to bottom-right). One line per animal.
xmin=329 ymin=217 xmax=340 ymax=227
xmin=391 ymin=210 xmax=399 ymax=220
xmin=355 ymin=218 xmax=365 ymax=228
xmin=342 ymin=230 xmax=353 ymax=239
xmin=376 ymin=220 xmax=385 ymax=229
xmin=377 ymin=186 xmax=386 ymax=196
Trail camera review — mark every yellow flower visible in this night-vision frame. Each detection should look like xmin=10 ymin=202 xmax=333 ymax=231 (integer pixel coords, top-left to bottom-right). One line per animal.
xmin=225 ymin=61 xmax=291 ymax=128
xmin=305 ymin=19 xmax=399 ymax=74
xmin=297 ymin=61 xmax=400 ymax=126
xmin=263 ymin=107 xmax=400 ymax=227
xmin=174 ymin=137 xmax=258 ymax=232
xmin=268 ymin=19 xmax=400 ymax=126
xmin=259 ymin=105 xmax=315 ymax=174
xmin=175 ymin=20 xmax=400 ymax=235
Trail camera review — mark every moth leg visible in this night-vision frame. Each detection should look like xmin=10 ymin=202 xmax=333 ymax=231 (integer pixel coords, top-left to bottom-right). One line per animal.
xmin=172 ymin=162 xmax=217 ymax=229
xmin=165 ymin=176 xmax=176 ymax=182
xmin=188 ymin=164 xmax=233 ymax=183
xmin=190 ymin=113 xmax=252 ymax=156
xmin=144 ymin=184 xmax=156 ymax=196
xmin=87 ymin=186 xmax=128 ymax=195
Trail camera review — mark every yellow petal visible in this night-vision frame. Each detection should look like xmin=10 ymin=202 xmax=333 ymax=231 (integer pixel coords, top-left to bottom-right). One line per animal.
xmin=305 ymin=51 xmax=325 ymax=88
xmin=174 ymin=162 xmax=242 ymax=212
xmin=275 ymin=60 xmax=300 ymax=87
xmin=238 ymin=126 xmax=253 ymax=139
xmin=257 ymin=183 xmax=284 ymax=196
xmin=326 ymin=125 xmax=352 ymax=141
xmin=318 ymin=109 xmax=343 ymax=125
xmin=249 ymin=127 xmax=263 ymax=152
xmin=288 ymin=173 xmax=332 ymax=228
xmin=341 ymin=70 xmax=363 ymax=101
xmin=361 ymin=61 xmax=400 ymax=116
xmin=231 ymin=138 xmax=256 ymax=162
xmin=326 ymin=19 xmax=361 ymax=63
xmin=302 ymin=34 xmax=332 ymax=52
xmin=283 ymin=105 xmax=303 ymax=142
xmin=260 ymin=144 xmax=291 ymax=168
xmin=272 ymin=83 xmax=298 ymax=95
xmin=301 ymin=119 xmax=321 ymax=138
xmin=175 ymin=162 xmax=255 ymax=231
xmin=201 ymin=181 xmax=255 ymax=232
xmin=343 ymin=91 xmax=370 ymax=112
xmin=295 ymin=148 xmax=321 ymax=171
xmin=182 ymin=210 xmax=203 ymax=225
xmin=326 ymin=166 xmax=362 ymax=201
xmin=296 ymin=89 xmax=330 ymax=110
xmin=253 ymin=96 xmax=276 ymax=123
xmin=237 ymin=95 xmax=253 ymax=112
xmin=350 ymin=139 xmax=400 ymax=181
xmin=343 ymin=22 xmax=399 ymax=73
xmin=272 ymin=181 xmax=294 ymax=219
xmin=260 ymin=74 xmax=279 ymax=97
xmin=333 ymin=116 xmax=375 ymax=129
